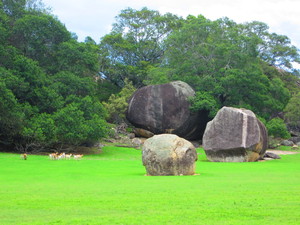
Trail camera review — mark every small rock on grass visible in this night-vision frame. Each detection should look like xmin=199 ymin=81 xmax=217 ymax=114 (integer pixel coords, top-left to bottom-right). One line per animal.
xmin=264 ymin=152 xmax=281 ymax=159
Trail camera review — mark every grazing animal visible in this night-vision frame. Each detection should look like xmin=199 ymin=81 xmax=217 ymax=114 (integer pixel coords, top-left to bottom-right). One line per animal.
xmin=73 ymin=154 xmax=83 ymax=160
xmin=65 ymin=154 xmax=72 ymax=160
xmin=58 ymin=152 xmax=66 ymax=160
xmin=49 ymin=153 xmax=58 ymax=160
xmin=20 ymin=153 xmax=27 ymax=160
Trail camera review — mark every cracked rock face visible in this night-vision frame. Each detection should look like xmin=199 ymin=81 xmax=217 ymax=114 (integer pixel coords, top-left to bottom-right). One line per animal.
xmin=126 ymin=81 xmax=210 ymax=140
xmin=203 ymin=107 xmax=268 ymax=162
xmin=142 ymin=134 xmax=197 ymax=176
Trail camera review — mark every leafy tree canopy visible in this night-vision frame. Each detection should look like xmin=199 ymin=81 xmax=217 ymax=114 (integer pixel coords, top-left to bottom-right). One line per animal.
xmin=284 ymin=92 xmax=300 ymax=127
xmin=102 ymin=79 xmax=136 ymax=124
xmin=160 ymin=15 xmax=295 ymax=119
xmin=99 ymin=7 xmax=183 ymax=88
xmin=0 ymin=0 xmax=109 ymax=152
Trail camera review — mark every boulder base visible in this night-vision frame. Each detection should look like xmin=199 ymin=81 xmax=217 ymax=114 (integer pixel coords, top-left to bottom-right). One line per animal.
xmin=203 ymin=107 xmax=268 ymax=162
xmin=142 ymin=134 xmax=197 ymax=176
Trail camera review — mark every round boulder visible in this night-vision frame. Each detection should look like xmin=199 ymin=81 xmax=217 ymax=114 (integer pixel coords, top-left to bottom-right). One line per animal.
xmin=142 ymin=134 xmax=198 ymax=176
xmin=126 ymin=81 xmax=210 ymax=140
xmin=203 ymin=107 xmax=268 ymax=162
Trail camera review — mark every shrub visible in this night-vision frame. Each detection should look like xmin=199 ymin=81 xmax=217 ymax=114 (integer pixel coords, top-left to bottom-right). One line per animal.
xmin=103 ymin=79 xmax=136 ymax=123
xmin=284 ymin=92 xmax=300 ymax=127
xmin=189 ymin=91 xmax=220 ymax=118
xmin=54 ymin=100 xmax=109 ymax=146
xmin=266 ymin=118 xmax=290 ymax=139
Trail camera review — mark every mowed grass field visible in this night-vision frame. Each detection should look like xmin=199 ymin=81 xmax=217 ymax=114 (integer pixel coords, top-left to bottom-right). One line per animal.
xmin=0 ymin=147 xmax=299 ymax=225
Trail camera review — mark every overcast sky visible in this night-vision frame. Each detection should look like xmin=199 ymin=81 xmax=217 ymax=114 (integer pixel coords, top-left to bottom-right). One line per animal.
xmin=43 ymin=0 xmax=300 ymax=48
xmin=42 ymin=0 xmax=300 ymax=50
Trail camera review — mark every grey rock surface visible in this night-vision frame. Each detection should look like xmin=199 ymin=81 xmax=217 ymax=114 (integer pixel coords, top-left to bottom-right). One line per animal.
xmin=289 ymin=137 xmax=300 ymax=144
xmin=264 ymin=152 xmax=281 ymax=159
xmin=203 ymin=107 xmax=268 ymax=162
xmin=142 ymin=134 xmax=197 ymax=176
xmin=133 ymin=128 xmax=154 ymax=138
xmin=281 ymin=140 xmax=294 ymax=146
xmin=126 ymin=81 xmax=210 ymax=140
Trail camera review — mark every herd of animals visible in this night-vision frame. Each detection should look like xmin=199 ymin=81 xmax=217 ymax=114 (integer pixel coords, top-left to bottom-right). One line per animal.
xmin=20 ymin=153 xmax=83 ymax=160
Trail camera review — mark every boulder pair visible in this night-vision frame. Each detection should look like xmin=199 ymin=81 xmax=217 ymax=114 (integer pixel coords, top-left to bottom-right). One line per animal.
xmin=142 ymin=107 xmax=268 ymax=176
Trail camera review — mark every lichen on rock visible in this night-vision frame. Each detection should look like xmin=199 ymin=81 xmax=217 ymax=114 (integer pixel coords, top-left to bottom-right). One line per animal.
xmin=142 ymin=134 xmax=198 ymax=176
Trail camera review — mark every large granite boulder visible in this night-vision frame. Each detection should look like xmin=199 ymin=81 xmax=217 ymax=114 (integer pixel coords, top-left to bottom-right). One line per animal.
xmin=126 ymin=81 xmax=210 ymax=140
xmin=203 ymin=107 xmax=268 ymax=162
xmin=142 ymin=134 xmax=197 ymax=176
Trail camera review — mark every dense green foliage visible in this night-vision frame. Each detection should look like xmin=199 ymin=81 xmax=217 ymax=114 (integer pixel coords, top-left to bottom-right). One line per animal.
xmin=284 ymin=92 xmax=300 ymax=127
xmin=1 ymin=1 xmax=300 ymax=151
xmin=99 ymin=7 xmax=183 ymax=88
xmin=266 ymin=118 xmax=291 ymax=139
xmin=162 ymin=16 xmax=295 ymax=120
xmin=0 ymin=147 xmax=299 ymax=224
xmin=0 ymin=0 xmax=109 ymax=151
xmin=100 ymin=10 xmax=299 ymax=122
xmin=102 ymin=79 xmax=136 ymax=123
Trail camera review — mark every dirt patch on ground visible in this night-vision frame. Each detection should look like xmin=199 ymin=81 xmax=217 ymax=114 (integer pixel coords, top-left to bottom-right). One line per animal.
xmin=266 ymin=150 xmax=299 ymax=155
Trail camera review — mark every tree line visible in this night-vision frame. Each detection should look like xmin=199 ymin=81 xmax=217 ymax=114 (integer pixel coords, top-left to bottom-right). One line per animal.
xmin=100 ymin=7 xmax=300 ymax=136
xmin=0 ymin=0 xmax=108 ymax=151
xmin=0 ymin=1 xmax=300 ymax=151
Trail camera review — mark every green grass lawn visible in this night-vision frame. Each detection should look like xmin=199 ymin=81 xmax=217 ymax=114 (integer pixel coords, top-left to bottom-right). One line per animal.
xmin=0 ymin=147 xmax=299 ymax=225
